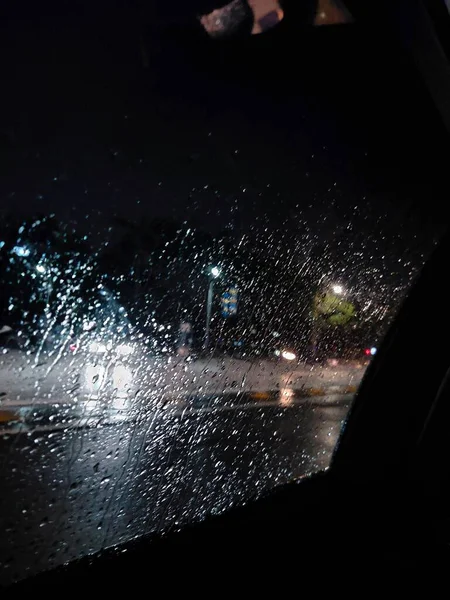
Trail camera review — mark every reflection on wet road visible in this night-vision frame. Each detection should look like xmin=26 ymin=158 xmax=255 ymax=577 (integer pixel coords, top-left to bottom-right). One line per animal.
xmin=0 ymin=392 xmax=353 ymax=584
xmin=0 ymin=387 xmax=354 ymax=433
xmin=0 ymin=353 xmax=364 ymax=407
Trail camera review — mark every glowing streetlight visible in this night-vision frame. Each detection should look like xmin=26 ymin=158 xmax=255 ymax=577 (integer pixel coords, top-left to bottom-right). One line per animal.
xmin=210 ymin=266 xmax=221 ymax=279
xmin=12 ymin=245 xmax=31 ymax=257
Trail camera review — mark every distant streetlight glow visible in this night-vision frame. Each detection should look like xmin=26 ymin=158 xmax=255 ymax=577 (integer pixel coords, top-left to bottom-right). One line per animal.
xmin=210 ymin=266 xmax=221 ymax=278
xmin=12 ymin=245 xmax=31 ymax=257
xmin=36 ymin=264 xmax=46 ymax=274
xmin=332 ymin=284 xmax=344 ymax=295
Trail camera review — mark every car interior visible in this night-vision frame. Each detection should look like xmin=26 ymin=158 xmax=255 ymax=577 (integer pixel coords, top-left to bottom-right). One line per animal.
xmin=5 ymin=0 xmax=450 ymax=589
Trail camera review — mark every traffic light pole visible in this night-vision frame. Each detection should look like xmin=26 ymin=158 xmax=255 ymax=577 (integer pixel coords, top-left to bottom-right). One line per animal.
xmin=204 ymin=278 xmax=214 ymax=351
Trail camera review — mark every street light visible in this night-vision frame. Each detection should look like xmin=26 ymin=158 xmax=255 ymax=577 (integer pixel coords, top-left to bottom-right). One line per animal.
xmin=210 ymin=266 xmax=221 ymax=279
xmin=204 ymin=265 xmax=221 ymax=350
xmin=12 ymin=245 xmax=31 ymax=258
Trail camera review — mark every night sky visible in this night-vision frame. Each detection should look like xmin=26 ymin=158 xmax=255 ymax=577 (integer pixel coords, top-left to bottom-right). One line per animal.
xmin=1 ymin=0 xmax=449 ymax=278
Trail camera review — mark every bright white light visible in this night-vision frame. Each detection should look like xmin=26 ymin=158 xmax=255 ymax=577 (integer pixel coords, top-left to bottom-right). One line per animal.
xmin=36 ymin=264 xmax=46 ymax=274
xmin=210 ymin=266 xmax=221 ymax=278
xmin=332 ymin=284 xmax=344 ymax=295
xmin=85 ymin=365 xmax=106 ymax=393
xmin=113 ymin=364 xmax=133 ymax=391
xmin=82 ymin=320 xmax=96 ymax=331
xmin=12 ymin=245 xmax=31 ymax=257
xmin=89 ymin=342 xmax=107 ymax=354
xmin=281 ymin=350 xmax=296 ymax=361
xmin=112 ymin=396 xmax=129 ymax=410
xmin=370 ymin=347 xmax=377 ymax=356
xmin=117 ymin=343 xmax=134 ymax=356
xmin=280 ymin=388 xmax=294 ymax=406
xmin=274 ymin=349 xmax=281 ymax=357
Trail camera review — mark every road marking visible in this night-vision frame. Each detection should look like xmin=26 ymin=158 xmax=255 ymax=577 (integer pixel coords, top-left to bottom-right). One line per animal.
xmin=249 ymin=391 xmax=271 ymax=399
xmin=0 ymin=410 xmax=20 ymax=423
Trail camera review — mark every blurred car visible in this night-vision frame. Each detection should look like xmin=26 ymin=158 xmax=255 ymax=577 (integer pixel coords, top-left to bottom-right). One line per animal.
xmin=0 ymin=325 xmax=25 ymax=351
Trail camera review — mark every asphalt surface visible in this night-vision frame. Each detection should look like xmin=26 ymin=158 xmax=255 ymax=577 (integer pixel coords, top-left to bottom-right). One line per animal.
xmin=0 ymin=350 xmax=363 ymax=405
xmin=0 ymin=389 xmax=354 ymax=585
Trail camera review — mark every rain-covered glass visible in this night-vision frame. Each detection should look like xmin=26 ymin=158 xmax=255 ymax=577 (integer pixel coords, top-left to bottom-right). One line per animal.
xmin=0 ymin=0 xmax=447 ymax=584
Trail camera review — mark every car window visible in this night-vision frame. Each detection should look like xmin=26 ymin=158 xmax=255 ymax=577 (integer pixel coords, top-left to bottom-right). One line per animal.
xmin=0 ymin=0 xmax=447 ymax=585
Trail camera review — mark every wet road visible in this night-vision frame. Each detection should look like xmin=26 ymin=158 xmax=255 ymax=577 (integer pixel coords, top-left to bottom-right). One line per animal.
xmin=0 ymin=391 xmax=353 ymax=585
xmin=0 ymin=351 xmax=364 ymax=406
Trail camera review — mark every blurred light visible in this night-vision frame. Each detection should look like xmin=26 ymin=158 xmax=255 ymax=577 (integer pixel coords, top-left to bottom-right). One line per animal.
xmin=281 ymin=350 xmax=296 ymax=361
xmin=332 ymin=284 xmax=344 ymax=295
xmin=272 ymin=331 xmax=280 ymax=338
xmin=89 ymin=342 xmax=107 ymax=354
xmin=279 ymin=388 xmax=294 ymax=407
xmin=210 ymin=266 xmax=221 ymax=278
xmin=274 ymin=349 xmax=281 ymax=357
xmin=117 ymin=343 xmax=134 ymax=356
xmin=36 ymin=264 xmax=46 ymax=274
xmin=82 ymin=320 xmax=96 ymax=331
xmin=364 ymin=348 xmax=371 ymax=356
xmin=370 ymin=347 xmax=377 ymax=356
xmin=85 ymin=365 xmax=106 ymax=394
xmin=12 ymin=245 xmax=30 ymax=257
xmin=112 ymin=396 xmax=129 ymax=410
xmin=113 ymin=364 xmax=132 ymax=391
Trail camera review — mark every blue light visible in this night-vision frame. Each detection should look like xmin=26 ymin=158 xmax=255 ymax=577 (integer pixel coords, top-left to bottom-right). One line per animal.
xmin=370 ymin=347 xmax=377 ymax=356
xmin=12 ymin=245 xmax=30 ymax=257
